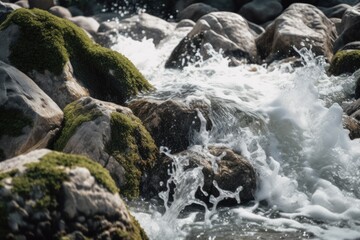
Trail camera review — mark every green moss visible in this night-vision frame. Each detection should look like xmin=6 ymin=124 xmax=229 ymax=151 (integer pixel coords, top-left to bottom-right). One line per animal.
xmin=54 ymin=100 xmax=102 ymax=151
xmin=329 ymin=50 xmax=360 ymax=75
xmin=110 ymin=216 xmax=149 ymax=240
xmin=40 ymin=152 xmax=119 ymax=194
xmin=0 ymin=8 xmax=153 ymax=103
xmin=0 ymin=107 xmax=32 ymax=137
xmin=8 ymin=151 xmax=117 ymax=210
xmin=106 ymin=112 xmax=158 ymax=199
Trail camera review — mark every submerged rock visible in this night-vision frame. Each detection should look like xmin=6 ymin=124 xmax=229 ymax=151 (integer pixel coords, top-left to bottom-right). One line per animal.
xmin=0 ymin=8 xmax=152 ymax=108
xmin=144 ymin=146 xmax=257 ymax=206
xmin=129 ymin=98 xmax=212 ymax=153
xmin=0 ymin=149 xmax=148 ymax=239
xmin=0 ymin=61 xmax=63 ymax=161
xmin=54 ymin=97 xmax=158 ymax=199
xmin=343 ymin=115 xmax=360 ymax=139
xmin=256 ymin=3 xmax=337 ymax=63
xmin=165 ymin=11 xmax=258 ymax=69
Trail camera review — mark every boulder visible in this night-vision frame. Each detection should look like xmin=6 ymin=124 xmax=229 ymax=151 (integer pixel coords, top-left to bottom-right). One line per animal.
xmin=0 ymin=1 xmax=20 ymax=22
xmin=69 ymin=16 xmax=100 ymax=35
xmin=116 ymin=13 xmax=175 ymax=45
xmin=256 ymin=3 xmax=337 ymax=63
xmin=54 ymin=97 xmax=158 ymax=199
xmin=144 ymin=146 xmax=257 ymax=206
xmin=318 ymin=0 xmax=360 ymax=7
xmin=0 ymin=149 xmax=148 ymax=239
xmin=329 ymin=50 xmax=360 ymax=75
xmin=28 ymin=0 xmax=54 ymax=10
xmin=48 ymin=5 xmax=72 ymax=19
xmin=177 ymin=3 xmax=218 ymax=22
xmin=333 ymin=4 xmax=360 ymax=52
xmin=239 ymin=0 xmax=283 ymax=24
xmin=165 ymin=12 xmax=259 ymax=69
xmin=14 ymin=0 xmax=29 ymax=8
xmin=129 ymin=98 xmax=212 ymax=153
xmin=0 ymin=8 xmax=152 ymax=108
xmin=0 ymin=61 xmax=63 ymax=161
xmin=344 ymin=98 xmax=360 ymax=116
xmin=319 ymin=4 xmax=352 ymax=18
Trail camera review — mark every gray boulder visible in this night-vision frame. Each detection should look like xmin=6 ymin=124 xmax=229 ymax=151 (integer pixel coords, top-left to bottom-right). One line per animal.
xmin=129 ymin=98 xmax=212 ymax=153
xmin=334 ymin=4 xmax=360 ymax=52
xmin=319 ymin=4 xmax=352 ymax=18
xmin=177 ymin=3 xmax=218 ymax=22
xmin=48 ymin=5 xmax=72 ymax=19
xmin=28 ymin=0 xmax=54 ymax=10
xmin=0 ymin=61 xmax=63 ymax=161
xmin=318 ymin=0 xmax=360 ymax=7
xmin=0 ymin=149 xmax=148 ymax=239
xmin=343 ymin=115 xmax=360 ymax=139
xmin=166 ymin=12 xmax=259 ymax=69
xmin=0 ymin=1 xmax=20 ymax=22
xmin=116 ymin=13 xmax=175 ymax=45
xmin=256 ymin=3 xmax=337 ymax=63
xmin=54 ymin=97 xmax=159 ymax=199
xmin=239 ymin=0 xmax=283 ymax=24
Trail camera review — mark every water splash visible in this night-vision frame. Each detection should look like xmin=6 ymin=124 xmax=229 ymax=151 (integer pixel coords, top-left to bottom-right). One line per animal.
xmin=112 ymin=31 xmax=360 ymax=239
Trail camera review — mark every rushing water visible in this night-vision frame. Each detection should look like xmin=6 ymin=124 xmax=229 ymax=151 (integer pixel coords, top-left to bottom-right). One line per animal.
xmin=111 ymin=25 xmax=360 ymax=240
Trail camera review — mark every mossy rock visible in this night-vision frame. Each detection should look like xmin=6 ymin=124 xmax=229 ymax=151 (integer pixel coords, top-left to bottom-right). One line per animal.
xmin=54 ymin=97 xmax=159 ymax=199
xmin=0 ymin=8 xmax=153 ymax=104
xmin=0 ymin=150 xmax=148 ymax=239
xmin=107 ymin=111 xmax=158 ymax=198
xmin=329 ymin=50 xmax=360 ymax=75
xmin=54 ymin=99 xmax=102 ymax=151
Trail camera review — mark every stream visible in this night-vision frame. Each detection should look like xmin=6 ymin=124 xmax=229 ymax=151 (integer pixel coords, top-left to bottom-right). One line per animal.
xmin=111 ymin=26 xmax=360 ymax=240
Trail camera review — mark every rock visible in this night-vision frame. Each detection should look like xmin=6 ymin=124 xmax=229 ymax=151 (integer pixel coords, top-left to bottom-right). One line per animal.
xmin=256 ymin=3 xmax=337 ymax=63
xmin=0 ymin=8 xmax=152 ymax=108
xmin=201 ymin=0 xmax=235 ymax=12
xmin=48 ymin=5 xmax=72 ymax=19
xmin=144 ymin=146 xmax=257 ymax=206
xmin=116 ymin=13 xmax=175 ymax=45
xmin=129 ymin=98 xmax=212 ymax=153
xmin=344 ymin=98 xmax=360 ymax=116
xmin=341 ymin=41 xmax=360 ymax=50
xmin=0 ymin=1 xmax=20 ymax=22
xmin=319 ymin=4 xmax=352 ymax=18
xmin=239 ymin=0 xmax=283 ymax=24
xmin=0 ymin=61 xmax=63 ymax=161
xmin=54 ymin=97 xmax=158 ymax=199
xmin=343 ymin=115 xmax=360 ymax=139
xmin=69 ymin=16 xmax=100 ymax=35
xmin=333 ymin=4 xmax=360 ymax=52
xmin=329 ymin=50 xmax=360 ymax=75
xmin=165 ymin=12 xmax=258 ymax=69
xmin=177 ymin=3 xmax=218 ymax=22
xmin=14 ymin=0 xmax=29 ymax=8
xmin=176 ymin=19 xmax=195 ymax=29
xmin=28 ymin=0 xmax=54 ymax=10
xmin=0 ymin=149 xmax=148 ymax=239
xmin=318 ymin=0 xmax=360 ymax=7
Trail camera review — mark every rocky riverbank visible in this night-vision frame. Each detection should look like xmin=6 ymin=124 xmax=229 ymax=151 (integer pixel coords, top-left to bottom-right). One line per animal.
xmin=2 ymin=0 xmax=360 ymax=239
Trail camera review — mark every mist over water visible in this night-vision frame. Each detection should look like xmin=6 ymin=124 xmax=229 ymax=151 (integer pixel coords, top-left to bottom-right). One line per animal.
xmin=112 ymin=30 xmax=360 ymax=240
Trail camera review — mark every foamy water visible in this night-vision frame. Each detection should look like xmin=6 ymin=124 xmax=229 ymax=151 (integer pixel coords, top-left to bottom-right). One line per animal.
xmin=111 ymin=27 xmax=360 ymax=240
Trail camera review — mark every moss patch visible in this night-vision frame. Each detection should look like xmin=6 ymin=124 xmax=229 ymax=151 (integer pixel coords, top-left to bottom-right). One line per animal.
xmin=7 ymin=151 xmax=117 ymax=209
xmin=0 ymin=107 xmax=32 ymax=137
xmin=54 ymin=100 xmax=102 ymax=151
xmin=0 ymin=8 xmax=153 ymax=104
xmin=329 ymin=50 xmax=360 ymax=75
xmin=106 ymin=112 xmax=158 ymax=199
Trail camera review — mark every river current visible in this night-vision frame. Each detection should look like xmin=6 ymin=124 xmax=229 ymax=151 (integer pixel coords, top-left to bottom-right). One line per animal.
xmin=111 ymin=25 xmax=360 ymax=240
